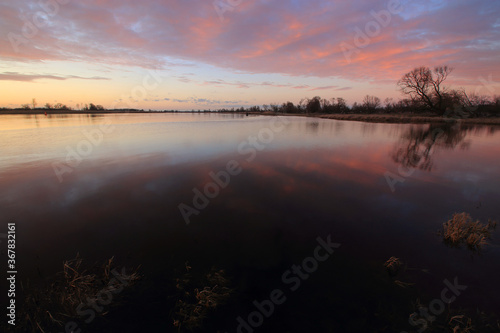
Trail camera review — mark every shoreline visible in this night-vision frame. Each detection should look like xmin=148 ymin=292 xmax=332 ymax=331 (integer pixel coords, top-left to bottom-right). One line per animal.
xmin=2 ymin=109 xmax=500 ymax=126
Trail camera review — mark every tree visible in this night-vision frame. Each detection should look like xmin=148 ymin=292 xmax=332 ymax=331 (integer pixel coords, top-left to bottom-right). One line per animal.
xmin=45 ymin=103 xmax=53 ymax=109
xmin=398 ymin=66 xmax=453 ymax=114
xmin=321 ymin=98 xmax=333 ymax=113
xmin=32 ymin=98 xmax=37 ymax=109
xmin=362 ymin=95 xmax=381 ymax=112
xmin=306 ymin=96 xmax=322 ymax=113
xmin=54 ymin=103 xmax=70 ymax=110
xmin=281 ymin=101 xmax=296 ymax=114
xmin=335 ymin=97 xmax=349 ymax=114
xmin=87 ymin=103 xmax=104 ymax=111
xmin=270 ymin=104 xmax=279 ymax=112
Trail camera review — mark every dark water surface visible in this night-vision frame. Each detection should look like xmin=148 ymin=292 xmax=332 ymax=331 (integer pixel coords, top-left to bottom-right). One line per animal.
xmin=1 ymin=113 xmax=499 ymax=332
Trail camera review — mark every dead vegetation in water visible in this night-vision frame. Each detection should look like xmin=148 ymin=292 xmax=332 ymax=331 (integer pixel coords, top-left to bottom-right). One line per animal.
xmin=384 ymin=256 xmax=403 ymax=276
xmin=172 ymin=263 xmax=234 ymax=332
xmin=14 ymin=255 xmax=140 ymax=333
xmin=441 ymin=212 xmax=497 ymax=251
xmin=383 ymin=257 xmax=417 ymax=289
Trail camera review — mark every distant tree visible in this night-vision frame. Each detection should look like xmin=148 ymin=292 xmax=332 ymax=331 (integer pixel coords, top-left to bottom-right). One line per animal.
xmin=351 ymin=102 xmax=360 ymax=113
xmin=87 ymin=103 xmax=104 ymax=111
xmin=335 ymin=97 xmax=349 ymax=114
xmin=248 ymin=106 xmax=261 ymax=112
xmin=54 ymin=103 xmax=70 ymax=110
xmin=306 ymin=96 xmax=322 ymax=113
xmin=21 ymin=103 xmax=31 ymax=109
xmin=321 ymin=98 xmax=333 ymax=113
xmin=398 ymin=66 xmax=453 ymax=114
xmin=281 ymin=101 xmax=296 ymax=114
xmin=362 ymin=95 xmax=381 ymax=112
xmin=32 ymin=98 xmax=37 ymax=109
xmin=464 ymin=92 xmax=491 ymax=106
xmin=298 ymin=98 xmax=308 ymax=113
xmin=384 ymin=98 xmax=395 ymax=113
xmin=45 ymin=103 xmax=53 ymax=109
xmin=270 ymin=104 xmax=279 ymax=112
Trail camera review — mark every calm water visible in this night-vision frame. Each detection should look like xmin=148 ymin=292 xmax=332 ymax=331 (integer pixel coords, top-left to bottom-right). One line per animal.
xmin=0 ymin=113 xmax=499 ymax=332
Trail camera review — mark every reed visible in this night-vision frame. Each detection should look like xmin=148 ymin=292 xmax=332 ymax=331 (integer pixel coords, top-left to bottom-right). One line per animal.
xmin=442 ymin=212 xmax=497 ymax=251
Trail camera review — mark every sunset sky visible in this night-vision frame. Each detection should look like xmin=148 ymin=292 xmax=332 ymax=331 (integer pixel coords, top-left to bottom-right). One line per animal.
xmin=1 ymin=0 xmax=499 ymax=110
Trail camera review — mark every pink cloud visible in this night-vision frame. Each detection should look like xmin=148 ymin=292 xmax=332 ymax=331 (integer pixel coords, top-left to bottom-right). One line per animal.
xmin=0 ymin=0 xmax=499 ymax=88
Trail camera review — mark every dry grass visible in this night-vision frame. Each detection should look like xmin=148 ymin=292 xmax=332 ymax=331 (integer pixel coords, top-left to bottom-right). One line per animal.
xmin=449 ymin=315 xmax=474 ymax=333
xmin=316 ymin=113 xmax=500 ymax=125
xmin=441 ymin=212 xmax=497 ymax=251
xmin=17 ymin=255 xmax=140 ymax=332
xmin=246 ymin=111 xmax=500 ymax=125
xmin=318 ymin=113 xmax=449 ymax=124
xmin=384 ymin=256 xmax=403 ymax=276
xmin=173 ymin=264 xmax=233 ymax=332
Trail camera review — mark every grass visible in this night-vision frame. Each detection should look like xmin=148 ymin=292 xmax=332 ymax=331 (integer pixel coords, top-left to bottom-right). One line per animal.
xmin=13 ymin=255 xmax=140 ymax=333
xmin=383 ymin=256 xmax=403 ymax=277
xmin=172 ymin=263 xmax=233 ymax=332
xmin=441 ymin=212 xmax=497 ymax=251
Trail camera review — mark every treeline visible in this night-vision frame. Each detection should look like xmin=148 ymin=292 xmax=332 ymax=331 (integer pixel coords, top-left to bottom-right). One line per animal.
xmin=218 ymin=93 xmax=500 ymax=117
xmin=7 ymin=65 xmax=500 ymax=117
xmin=221 ymin=66 xmax=500 ymax=117
xmin=18 ymin=99 xmax=104 ymax=111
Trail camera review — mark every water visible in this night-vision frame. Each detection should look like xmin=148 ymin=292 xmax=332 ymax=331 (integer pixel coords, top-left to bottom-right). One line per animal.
xmin=0 ymin=113 xmax=499 ymax=332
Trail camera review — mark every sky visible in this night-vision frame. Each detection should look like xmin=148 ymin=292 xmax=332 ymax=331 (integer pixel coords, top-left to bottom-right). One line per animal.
xmin=0 ymin=0 xmax=499 ymax=110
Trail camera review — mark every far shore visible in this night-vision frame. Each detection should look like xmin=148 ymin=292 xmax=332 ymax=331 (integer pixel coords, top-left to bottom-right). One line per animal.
xmin=2 ymin=109 xmax=500 ymax=126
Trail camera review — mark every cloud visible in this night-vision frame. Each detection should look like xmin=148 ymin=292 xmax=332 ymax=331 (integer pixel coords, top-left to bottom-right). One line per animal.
xmin=0 ymin=0 xmax=498 ymax=85
xmin=309 ymin=85 xmax=337 ymax=91
xmin=0 ymin=72 xmax=110 ymax=82
xmin=147 ymin=96 xmax=246 ymax=107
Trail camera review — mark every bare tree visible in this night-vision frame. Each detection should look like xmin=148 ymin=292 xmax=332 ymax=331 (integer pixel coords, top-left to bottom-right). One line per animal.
xmin=32 ymin=98 xmax=37 ymax=109
xmin=362 ymin=95 xmax=381 ymax=112
xmin=398 ymin=66 xmax=453 ymax=114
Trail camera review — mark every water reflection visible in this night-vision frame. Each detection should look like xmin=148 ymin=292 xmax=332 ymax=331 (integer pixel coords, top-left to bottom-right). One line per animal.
xmin=391 ymin=123 xmax=472 ymax=171
xmin=0 ymin=114 xmax=499 ymax=332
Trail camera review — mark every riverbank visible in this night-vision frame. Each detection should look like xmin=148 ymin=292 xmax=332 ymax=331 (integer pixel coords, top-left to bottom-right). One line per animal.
xmin=241 ymin=111 xmax=500 ymax=126
xmin=313 ymin=113 xmax=500 ymax=125
xmin=2 ymin=109 xmax=500 ymax=125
